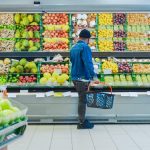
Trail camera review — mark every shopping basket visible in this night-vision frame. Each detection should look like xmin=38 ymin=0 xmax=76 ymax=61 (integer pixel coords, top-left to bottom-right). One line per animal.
xmin=86 ymin=82 xmax=114 ymax=109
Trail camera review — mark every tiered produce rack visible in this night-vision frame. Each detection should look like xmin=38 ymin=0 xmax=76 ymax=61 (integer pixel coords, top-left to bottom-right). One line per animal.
xmin=0 ymin=0 xmax=150 ymax=124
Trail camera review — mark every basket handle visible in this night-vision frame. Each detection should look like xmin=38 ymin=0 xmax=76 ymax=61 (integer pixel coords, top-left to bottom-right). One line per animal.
xmin=88 ymin=82 xmax=112 ymax=94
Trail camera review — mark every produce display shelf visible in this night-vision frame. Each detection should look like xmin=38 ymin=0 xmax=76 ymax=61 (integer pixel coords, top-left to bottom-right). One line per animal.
xmin=0 ymin=119 xmax=27 ymax=149
xmin=6 ymin=85 xmax=150 ymax=93
xmin=0 ymin=12 xmax=149 ymax=53
xmin=0 ymin=51 xmax=150 ymax=58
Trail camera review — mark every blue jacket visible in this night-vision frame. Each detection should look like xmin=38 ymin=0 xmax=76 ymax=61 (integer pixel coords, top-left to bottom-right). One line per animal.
xmin=70 ymin=40 xmax=96 ymax=80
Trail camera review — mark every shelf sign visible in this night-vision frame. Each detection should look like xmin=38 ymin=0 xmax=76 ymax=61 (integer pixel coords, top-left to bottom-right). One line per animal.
xmin=45 ymin=91 xmax=54 ymax=97
xmin=54 ymin=92 xmax=63 ymax=97
xmin=63 ymin=91 xmax=71 ymax=97
xmin=129 ymin=92 xmax=138 ymax=97
xmin=71 ymin=92 xmax=78 ymax=97
xmin=36 ymin=93 xmax=45 ymax=98
xmin=20 ymin=90 xmax=28 ymax=93
xmin=147 ymin=91 xmax=150 ymax=95
xmin=8 ymin=93 xmax=16 ymax=98
xmin=121 ymin=93 xmax=130 ymax=97
xmin=103 ymin=69 xmax=112 ymax=75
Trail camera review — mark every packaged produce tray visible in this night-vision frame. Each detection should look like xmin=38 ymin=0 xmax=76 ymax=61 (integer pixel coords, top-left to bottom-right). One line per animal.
xmin=0 ymin=100 xmax=28 ymax=131
xmin=0 ymin=100 xmax=28 ymax=149
xmin=0 ymin=119 xmax=27 ymax=149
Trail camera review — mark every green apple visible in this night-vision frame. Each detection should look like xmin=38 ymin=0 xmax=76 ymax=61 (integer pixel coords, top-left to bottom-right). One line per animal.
xmin=95 ymin=58 xmax=100 ymax=63
xmin=40 ymin=77 xmax=48 ymax=84
xmin=43 ymin=73 xmax=51 ymax=80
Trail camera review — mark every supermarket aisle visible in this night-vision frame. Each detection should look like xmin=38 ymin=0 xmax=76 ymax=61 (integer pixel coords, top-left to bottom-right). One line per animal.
xmin=8 ymin=124 xmax=150 ymax=150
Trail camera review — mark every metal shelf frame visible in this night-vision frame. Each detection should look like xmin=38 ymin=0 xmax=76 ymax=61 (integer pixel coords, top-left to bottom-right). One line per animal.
xmin=0 ymin=52 xmax=150 ymax=58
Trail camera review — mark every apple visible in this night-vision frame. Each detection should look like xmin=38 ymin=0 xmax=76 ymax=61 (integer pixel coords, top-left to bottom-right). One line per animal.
xmin=43 ymin=73 xmax=51 ymax=80
xmin=61 ymin=74 xmax=69 ymax=80
xmin=40 ymin=77 xmax=48 ymax=84
xmin=95 ymin=58 xmax=100 ymax=63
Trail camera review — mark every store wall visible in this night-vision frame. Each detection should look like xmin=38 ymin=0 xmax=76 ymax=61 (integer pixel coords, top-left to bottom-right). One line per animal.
xmin=0 ymin=0 xmax=150 ymax=12
xmin=1 ymin=0 xmax=150 ymax=5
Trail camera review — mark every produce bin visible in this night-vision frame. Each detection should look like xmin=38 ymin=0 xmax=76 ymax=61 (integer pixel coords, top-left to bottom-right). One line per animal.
xmin=0 ymin=100 xmax=28 ymax=149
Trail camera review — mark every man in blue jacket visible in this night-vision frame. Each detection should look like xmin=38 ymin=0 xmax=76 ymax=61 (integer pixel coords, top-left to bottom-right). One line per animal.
xmin=70 ymin=29 xmax=98 ymax=129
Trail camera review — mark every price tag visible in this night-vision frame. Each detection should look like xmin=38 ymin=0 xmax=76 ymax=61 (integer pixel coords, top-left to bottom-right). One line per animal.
xmin=129 ymin=92 xmax=138 ymax=97
xmin=147 ymin=91 xmax=150 ymax=95
xmin=71 ymin=92 xmax=78 ymax=97
xmin=36 ymin=93 xmax=45 ymax=98
xmin=103 ymin=69 xmax=112 ymax=75
xmin=20 ymin=90 xmax=28 ymax=93
xmin=121 ymin=93 xmax=130 ymax=97
xmin=63 ymin=91 xmax=71 ymax=97
xmin=8 ymin=93 xmax=16 ymax=98
xmin=45 ymin=91 xmax=54 ymax=97
xmin=54 ymin=92 xmax=63 ymax=97
xmin=137 ymin=83 xmax=143 ymax=86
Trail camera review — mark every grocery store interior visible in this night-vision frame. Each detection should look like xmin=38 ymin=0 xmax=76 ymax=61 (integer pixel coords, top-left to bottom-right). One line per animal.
xmin=0 ymin=0 xmax=150 ymax=150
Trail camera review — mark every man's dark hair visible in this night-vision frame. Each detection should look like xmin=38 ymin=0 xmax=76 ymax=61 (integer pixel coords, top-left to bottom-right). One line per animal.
xmin=79 ymin=29 xmax=91 ymax=39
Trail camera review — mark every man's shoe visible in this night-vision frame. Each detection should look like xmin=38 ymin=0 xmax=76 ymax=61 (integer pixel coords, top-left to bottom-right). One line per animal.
xmin=77 ymin=119 xmax=94 ymax=129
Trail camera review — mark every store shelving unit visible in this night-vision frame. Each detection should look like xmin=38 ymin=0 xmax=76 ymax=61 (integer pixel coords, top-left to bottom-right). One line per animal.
xmin=0 ymin=0 xmax=150 ymax=123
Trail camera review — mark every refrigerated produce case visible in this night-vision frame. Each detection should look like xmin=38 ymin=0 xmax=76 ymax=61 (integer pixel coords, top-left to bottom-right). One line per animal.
xmin=0 ymin=0 xmax=150 ymax=123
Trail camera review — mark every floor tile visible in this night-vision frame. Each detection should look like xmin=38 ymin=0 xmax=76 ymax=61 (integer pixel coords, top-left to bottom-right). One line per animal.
xmin=141 ymin=147 xmax=150 ymax=150
xmin=95 ymin=148 xmax=117 ymax=150
xmin=50 ymin=138 xmax=72 ymax=150
xmin=8 ymin=125 xmax=37 ymax=150
xmin=117 ymin=147 xmax=140 ymax=150
xmin=27 ymin=125 xmax=53 ymax=150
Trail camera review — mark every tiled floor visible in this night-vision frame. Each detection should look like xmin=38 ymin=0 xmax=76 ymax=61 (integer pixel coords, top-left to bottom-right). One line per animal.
xmin=8 ymin=124 xmax=150 ymax=150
